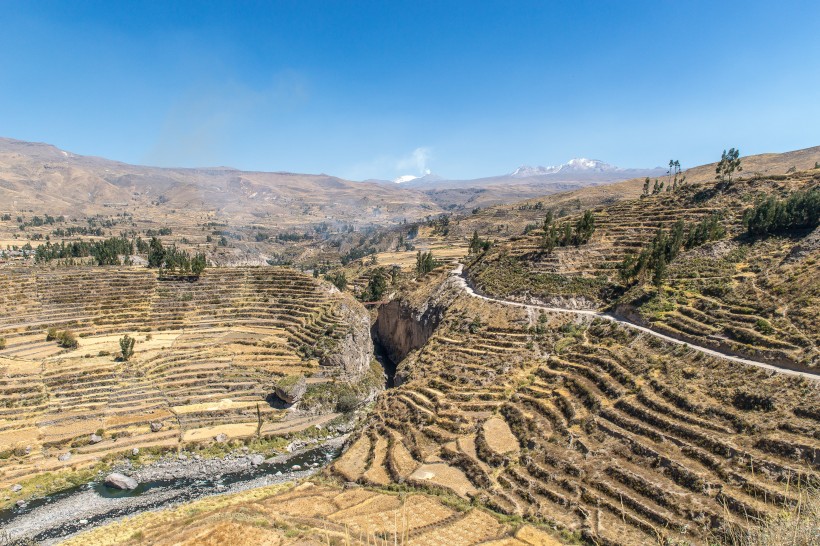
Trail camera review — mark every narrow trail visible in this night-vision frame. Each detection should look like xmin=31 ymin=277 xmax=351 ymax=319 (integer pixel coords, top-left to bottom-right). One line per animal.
xmin=451 ymin=265 xmax=820 ymax=381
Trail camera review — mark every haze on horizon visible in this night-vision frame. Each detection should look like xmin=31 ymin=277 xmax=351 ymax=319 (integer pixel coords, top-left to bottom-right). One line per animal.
xmin=1 ymin=0 xmax=819 ymax=181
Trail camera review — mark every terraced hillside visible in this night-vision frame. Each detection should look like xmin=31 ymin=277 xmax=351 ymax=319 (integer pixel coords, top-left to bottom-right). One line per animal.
xmin=468 ymin=170 xmax=820 ymax=368
xmin=332 ymin=271 xmax=820 ymax=545
xmin=0 ymin=267 xmax=376 ymax=488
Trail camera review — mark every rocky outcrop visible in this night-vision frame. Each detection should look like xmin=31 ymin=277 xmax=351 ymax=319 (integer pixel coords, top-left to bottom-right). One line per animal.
xmin=275 ymin=374 xmax=307 ymax=404
xmin=319 ymin=296 xmax=373 ymax=381
xmin=374 ymin=274 xmax=460 ymax=385
xmin=104 ymin=472 xmax=138 ymax=490
xmin=374 ymin=300 xmax=439 ymax=367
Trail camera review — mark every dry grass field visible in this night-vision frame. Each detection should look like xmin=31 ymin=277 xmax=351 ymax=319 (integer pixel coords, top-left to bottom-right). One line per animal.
xmin=58 ymin=481 xmax=565 ymax=546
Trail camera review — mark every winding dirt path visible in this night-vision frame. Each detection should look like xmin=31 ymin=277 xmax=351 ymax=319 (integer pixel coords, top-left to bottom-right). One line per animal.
xmin=451 ymin=265 xmax=820 ymax=381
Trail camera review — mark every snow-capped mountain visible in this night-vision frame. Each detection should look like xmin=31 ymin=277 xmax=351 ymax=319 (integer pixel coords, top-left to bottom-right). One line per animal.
xmin=394 ymin=174 xmax=420 ymax=184
xmin=511 ymin=158 xmax=620 ymax=178
xmin=393 ymin=172 xmax=443 ymax=184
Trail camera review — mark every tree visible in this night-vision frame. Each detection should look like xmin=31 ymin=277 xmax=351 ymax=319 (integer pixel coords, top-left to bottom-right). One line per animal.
xmin=191 ymin=253 xmax=207 ymax=276
xmin=119 ymin=334 xmax=135 ymax=361
xmin=642 ymin=177 xmax=651 ymax=197
xmin=415 ymin=251 xmax=437 ymax=275
xmin=543 ymin=224 xmax=558 ymax=253
xmin=363 ymin=269 xmax=387 ymax=301
xmin=469 ymin=231 xmax=481 ymax=254
xmin=574 ymin=211 xmax=596 ymax=245
xmin=147 ymin=237 xmax=165 ymax=268
xmin=716 ymin=148 xmax=742 ymax=182
xmin=744 ymin=187 xmax=820 ymax=236
xmin=324 ymin=271 xmax=347 ymax=291
xmin=542 ymin=210 xmax=554 ymax=232
xmin=652 ymin=254 xmax=667 ymax=288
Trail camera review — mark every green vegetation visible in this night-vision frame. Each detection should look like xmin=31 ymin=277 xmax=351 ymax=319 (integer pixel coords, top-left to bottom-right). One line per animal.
xmin=119 ymin=334 xmax=135 ymax=361
xmin=541 ymin=210 xmax=595 ymax=252
xmin=472 ymin=253 xmax=609 ymax=302
xmin=34 ymin=236 xmax=133 ymax=265
xmin=716 ymin=147 xmax=742 ymax=182
xmin=324 ymin=271 xmax=347 ymax=291
xmin=619 ymin=214 xmax=725 ymax=287
xmin=744 ymin=186 xmax=820 ymax=236
xmin=361 ymin=268 xmax=387 ymax=301
xmin=468 ymin=230 xmax=492 ymax=254
xmin=147 ymin=237 xmax=207 ymax=276
xmin=415 ymin=250 xmax=439 ymax=275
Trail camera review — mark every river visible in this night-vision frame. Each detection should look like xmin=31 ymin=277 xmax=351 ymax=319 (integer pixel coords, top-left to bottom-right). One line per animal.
xmin=0 ymin=439 xmax=344 ymax=545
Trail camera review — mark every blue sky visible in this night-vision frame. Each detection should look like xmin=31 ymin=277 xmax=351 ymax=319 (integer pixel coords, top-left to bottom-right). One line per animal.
xmin=1 ymin=1 xmax=819 ymax=180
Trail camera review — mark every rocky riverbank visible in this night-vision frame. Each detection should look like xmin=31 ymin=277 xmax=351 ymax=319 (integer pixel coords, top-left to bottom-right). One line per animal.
xmin=0 ymin=435 xmax=348 ymax=545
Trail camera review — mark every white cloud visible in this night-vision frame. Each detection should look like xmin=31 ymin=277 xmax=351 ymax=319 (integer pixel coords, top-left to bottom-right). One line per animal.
xmin=396 ymin=147 xmax=432 ymax=175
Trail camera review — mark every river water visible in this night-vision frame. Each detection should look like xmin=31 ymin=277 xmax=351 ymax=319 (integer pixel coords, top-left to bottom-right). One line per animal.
xmin=0 ymin=442 xmax=342 ymax=545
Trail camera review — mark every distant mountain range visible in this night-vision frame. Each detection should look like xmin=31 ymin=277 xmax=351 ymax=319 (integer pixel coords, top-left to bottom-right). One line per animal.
xmin=381 ymin=158 xmax=666 ymax=189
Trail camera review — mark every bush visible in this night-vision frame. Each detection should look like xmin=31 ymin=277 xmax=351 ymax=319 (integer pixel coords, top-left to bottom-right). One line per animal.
xmin=732 ymin=390 xmax=774 ymax=412
xmin=745 ymin=187 xmax=820 ymax=236
xmin=335 ymin=393 xmax=359 ymax=413
xmin=119 ymin=334 xmax=135 ymax=361
xmin=0 ymin=337 xmax=5 ymax=350
xmin=46 ymin=327 xmax=58 ymax=341
xmin=57 ymin=330 xmax=78 ymax=349
xmin=754 ymin=318 xmax=775 ymax=335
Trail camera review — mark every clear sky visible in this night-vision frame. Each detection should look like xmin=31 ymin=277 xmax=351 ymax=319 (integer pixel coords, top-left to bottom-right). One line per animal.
xmin=1 ymin=1 xmax=819 ymax=180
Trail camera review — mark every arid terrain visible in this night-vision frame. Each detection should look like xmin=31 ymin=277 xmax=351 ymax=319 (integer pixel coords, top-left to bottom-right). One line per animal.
xmin=0 ymin=145 xmax=818 ymax=545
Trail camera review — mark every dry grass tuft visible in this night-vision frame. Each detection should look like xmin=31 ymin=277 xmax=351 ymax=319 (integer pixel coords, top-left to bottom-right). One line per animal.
xmin=718 ymin=487 xmax=820 ymax=546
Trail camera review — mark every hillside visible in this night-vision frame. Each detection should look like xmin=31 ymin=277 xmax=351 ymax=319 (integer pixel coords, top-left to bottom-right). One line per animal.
xmin=0 ymin=267 xmax=378 ymax=495
xmin=467 ymin=168 xmax=820 ymax=369
xmin=0 ymin=137 xmax=445 ymax=266
xmin=331 ymin=267 xmax=820 ymax=545
xmin=3 ymin=146 xmax=819 ymax=545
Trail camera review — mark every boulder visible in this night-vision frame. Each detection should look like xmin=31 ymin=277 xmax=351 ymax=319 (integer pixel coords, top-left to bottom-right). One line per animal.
xmin=250 ymin=454 xmax=264 ymax=466
xmin=90 ymin=434 xmax=103 ymax=444
xmin=149 ymin=421 xmax=164 ymax=433
xmin=104 ymin=472 xmax=138 ymax=490
xmin=131 ymin=448 xmax=140 ymax=456
xmin=10 ymin=484 xmax=22 ymax=493
xmin=274 ymin=374 xmax=307 ymax=404
xmin=57 ymin=452 xmax=72 ymax=462
xmin=214 ymin=433 xmax=228 ymax=443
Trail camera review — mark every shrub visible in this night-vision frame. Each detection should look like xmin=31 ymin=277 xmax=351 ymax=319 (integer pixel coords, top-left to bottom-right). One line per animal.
xmin=732 ymin=390 xmax=774 ymax=412
xmin=46 ymin=327 xmax=58 ymax=341
xmin=745 ymin=187 xmax=820 ymax=236
xmin=0 ymin=337 xmax=5 ymax=350
xmin=57 ymin=330 xmax=78 ymax=349
xmin=119 ymin=334 xmax=135 ymax=361
xmin=335 ymin=393 xmax=359 ymax=414
xmin=754 ymin=318 xmax=775 ymax=335
xmin=324 ymin=271 xmax=347 ymax=291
